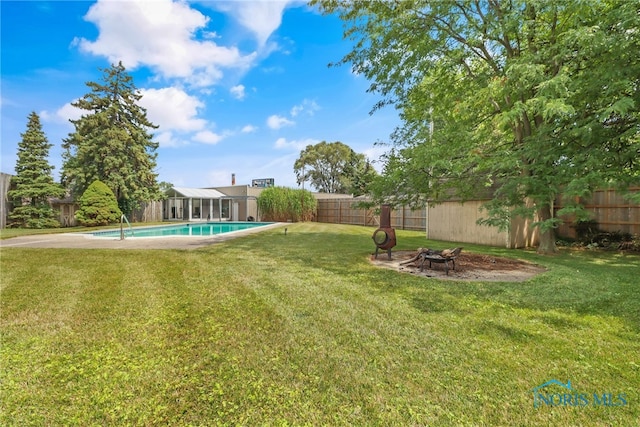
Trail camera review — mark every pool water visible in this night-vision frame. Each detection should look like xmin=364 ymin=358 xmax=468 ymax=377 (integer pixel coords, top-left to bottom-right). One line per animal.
xmin=90 ymin=222 xmax=273 ymax=238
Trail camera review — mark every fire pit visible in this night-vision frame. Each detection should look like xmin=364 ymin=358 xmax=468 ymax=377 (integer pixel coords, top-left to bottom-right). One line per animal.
xmin=399 ymin=247 xmax=462 ymax=275
xmin=371 ymin=250 xmax=546 ymax=282
xmin=372 ymin=204 xmax=396 ymax=260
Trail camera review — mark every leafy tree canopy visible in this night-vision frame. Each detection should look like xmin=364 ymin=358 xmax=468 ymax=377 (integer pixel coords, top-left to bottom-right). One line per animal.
xmin=294 ymin=141 xmax=377 ymax=195
xmin=8 ymin=112 xmax=64 ymax=228
xmin=314 ymin=0 xmax=640 ymax=253
xmin=61 ymin=61 xmax=163 ymax=216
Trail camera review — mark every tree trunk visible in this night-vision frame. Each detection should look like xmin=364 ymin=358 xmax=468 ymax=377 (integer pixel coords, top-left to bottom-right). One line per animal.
xmin=536 ymin=204 xmax=558 ymax=254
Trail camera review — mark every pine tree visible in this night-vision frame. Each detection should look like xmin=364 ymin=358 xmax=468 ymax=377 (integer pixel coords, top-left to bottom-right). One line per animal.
xmin=75 ymin=180 xmax=122 ymax=226
xmin=61 ymin=61 xmax=162 ymax=216
xmin=8 ymin=112 xmax=65 ymax=228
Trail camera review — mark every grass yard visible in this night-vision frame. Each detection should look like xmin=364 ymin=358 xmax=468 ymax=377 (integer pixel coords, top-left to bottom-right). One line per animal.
xmin=1 ymin=222 xmax=638 ymax=425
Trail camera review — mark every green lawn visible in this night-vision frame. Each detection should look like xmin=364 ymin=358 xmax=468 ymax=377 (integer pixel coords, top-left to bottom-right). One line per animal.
xmin=1 ymin=222 xmax=638 ymax=425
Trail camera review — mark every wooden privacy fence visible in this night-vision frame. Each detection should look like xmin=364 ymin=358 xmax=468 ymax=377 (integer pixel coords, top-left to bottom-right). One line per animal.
xmin=315 ymin=198 xmax=426 ymax=231
xmin=315 ymin=188 xmax=639 ymax=248
xmin=130 ymin=201 xmax=163 ymax=223
xmin=315 ymin=198 xmax=534 ymax=248
xmin=554 ymin=187 xmax=640 ymax=237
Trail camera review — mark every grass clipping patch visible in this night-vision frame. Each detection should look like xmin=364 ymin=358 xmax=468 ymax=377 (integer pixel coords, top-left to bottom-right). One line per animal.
xmin=371 ymin=250 xmax=546 ymax=282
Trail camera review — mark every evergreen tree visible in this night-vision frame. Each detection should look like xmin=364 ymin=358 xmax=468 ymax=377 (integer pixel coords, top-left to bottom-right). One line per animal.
xmin=7 ymin=112 xmax=64 ymax=228
xmin=61 ymin=61 xmax=162 ymax=216
xmin=347 ymin=158 xmax=378 ymax=197
xmin=75 ymin=180 xmax=122 ymax=226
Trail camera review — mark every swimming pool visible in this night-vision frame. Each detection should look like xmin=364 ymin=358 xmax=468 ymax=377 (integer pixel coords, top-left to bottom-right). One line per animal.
xmin=89 ymin=222 xmax=274 ymax=238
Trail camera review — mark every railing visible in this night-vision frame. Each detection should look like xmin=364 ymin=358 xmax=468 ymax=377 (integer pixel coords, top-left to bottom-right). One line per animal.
xmin=120 ymin=214 xmax=134 ymax=240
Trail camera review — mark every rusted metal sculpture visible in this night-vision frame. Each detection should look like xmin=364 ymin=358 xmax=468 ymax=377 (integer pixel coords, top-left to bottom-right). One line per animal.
xmin=372 ymin=204 xmax=396 ymax=260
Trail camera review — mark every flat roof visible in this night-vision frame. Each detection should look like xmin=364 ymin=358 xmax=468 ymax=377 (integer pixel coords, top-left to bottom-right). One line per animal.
xmin=170 ymin=187 xmax=227 ymax=198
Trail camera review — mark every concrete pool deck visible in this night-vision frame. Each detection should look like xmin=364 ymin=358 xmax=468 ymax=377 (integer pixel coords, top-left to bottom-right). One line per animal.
xmin=0 ymin=222 xmax=286 ymax=250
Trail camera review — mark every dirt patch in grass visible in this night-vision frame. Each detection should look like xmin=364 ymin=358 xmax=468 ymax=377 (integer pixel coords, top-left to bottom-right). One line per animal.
xmin=370 ymin=250 xmax=546 ymax=282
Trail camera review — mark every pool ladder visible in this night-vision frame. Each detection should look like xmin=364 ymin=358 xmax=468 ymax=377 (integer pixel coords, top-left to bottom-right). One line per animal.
xmin=120 ymin=214 xmax=134 ymax=240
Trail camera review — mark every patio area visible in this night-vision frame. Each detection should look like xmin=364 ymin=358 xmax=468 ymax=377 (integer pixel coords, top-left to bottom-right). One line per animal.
xmin=0 ymin=223 xmax=285 ymax=250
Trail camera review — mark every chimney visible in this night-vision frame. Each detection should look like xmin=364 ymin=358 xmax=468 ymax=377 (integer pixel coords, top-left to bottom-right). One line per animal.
xmin=231 ymin=173 xmax=236 ymax=185
xmin=380 ymin=204 xmax=392 ymax=228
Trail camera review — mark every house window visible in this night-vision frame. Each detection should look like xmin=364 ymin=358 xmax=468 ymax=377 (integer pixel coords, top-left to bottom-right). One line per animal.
xmin=221 ymin=200 xmax=230 ymax=218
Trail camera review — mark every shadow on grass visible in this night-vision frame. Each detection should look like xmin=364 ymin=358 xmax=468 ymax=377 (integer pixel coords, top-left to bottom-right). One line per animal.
xmin=409 ymin=291 xmax=466 ymax=314
xmin=476 ymin=320 xmax=537 ymax=343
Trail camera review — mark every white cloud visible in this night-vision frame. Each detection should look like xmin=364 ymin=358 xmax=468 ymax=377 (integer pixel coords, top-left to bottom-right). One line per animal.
xmin=41 ymin=86 xmax=226 ymax=149
xmin=139 ymin=87 xmax=207 ymax=132
xmin=274 ymin=137 xmax=318 ymax=151
xmin=241 ymin=124 xmax=258 ymax=133
xmin=40 ymin=101 xmax=83 ymax=124
xmin=155 ymin=130 xmax=187 ymax=148
xmin=193 ymin=130 xmax=226 ymax=145
xmin=76 ymin=0 xmax=256 ymax=87
xmin=211 ymin=1 xmax=296 ymax=46
xmin=290 ymin=105 xmax=303 ymax=117
xmin=266 ymin=114 xmax=294 ymax=130
xmin=290 ymin=99 xmax=320 ymax=117
xmin=230 ymin=84 xmax=246 ymax=100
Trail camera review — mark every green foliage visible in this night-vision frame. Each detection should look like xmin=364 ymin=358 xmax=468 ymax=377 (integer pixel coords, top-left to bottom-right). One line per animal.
xmin=157 ymin=181 xmax=173 ymax=199
xmin=75 ymin=180 xmax=122 ymax=226
xmin=61 ymin=62 xmax=163 ymax=216
xmin=7 ymin=112 xmax=65 ymax=228
xmin=7 ymin=203 xmax=61 ymax=229
xmin=257 ymin=186 xmax=316 ymax=221
xmin=294 ymin=141 xmax=377 ymax=194
xmin=315 ymin=0 xmax=640 ymax=254
xmin=349 ymin=157 xmax=378 ymax=197
xmin=1 ymin=224 xmax=639 ymax=425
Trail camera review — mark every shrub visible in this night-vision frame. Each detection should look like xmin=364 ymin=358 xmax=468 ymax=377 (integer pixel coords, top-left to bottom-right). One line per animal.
xmin=257 ymin=187 xmax=316 ymax=222
xmin=569 ymin=219 xmax=638 ymax=251
xmin=75 ymin=180 xmax=122 ymax=226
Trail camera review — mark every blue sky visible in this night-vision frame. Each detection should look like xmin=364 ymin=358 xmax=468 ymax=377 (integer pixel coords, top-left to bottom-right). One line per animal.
xmin=1 ymin=0 xmax=400 ymax=189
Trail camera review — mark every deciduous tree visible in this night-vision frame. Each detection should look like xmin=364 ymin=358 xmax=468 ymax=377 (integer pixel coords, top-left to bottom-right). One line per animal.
xmin=8 ymin=112 xmax=64 ymax=228
xmin=61 ymin=62 xmax=162 ymax=216
xmin=294 ymin=141 xmax=376 ymax=194
xmin=314 ymin=0 xmax=640 ymax=253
